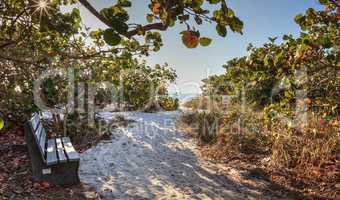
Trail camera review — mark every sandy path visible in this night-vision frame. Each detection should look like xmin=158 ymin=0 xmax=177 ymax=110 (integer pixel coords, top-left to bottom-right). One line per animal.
xmin=79 ymin=111 xmax=291 ymax=200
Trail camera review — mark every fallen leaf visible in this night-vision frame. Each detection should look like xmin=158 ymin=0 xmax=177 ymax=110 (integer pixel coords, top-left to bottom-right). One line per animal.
xmin=41 ymin=181 xmax=50 ymax=189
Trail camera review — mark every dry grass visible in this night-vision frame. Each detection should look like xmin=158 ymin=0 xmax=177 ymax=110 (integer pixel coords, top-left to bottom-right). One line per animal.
xmin=182 ymin=96 xmax=221 ymax=110
xmin=270 ymin=116 xmax=339 ymax=181
xmin=178 ymin=101 xmax=339 ymax=199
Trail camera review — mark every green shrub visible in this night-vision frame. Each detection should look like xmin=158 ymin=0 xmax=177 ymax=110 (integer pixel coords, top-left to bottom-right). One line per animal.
xmin=158 ymin=96 xmax=179 ymax=111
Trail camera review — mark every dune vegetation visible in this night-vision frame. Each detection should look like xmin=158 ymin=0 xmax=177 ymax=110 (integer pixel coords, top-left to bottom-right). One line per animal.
xmin=179 ymin=3 xmax=339 ymax=199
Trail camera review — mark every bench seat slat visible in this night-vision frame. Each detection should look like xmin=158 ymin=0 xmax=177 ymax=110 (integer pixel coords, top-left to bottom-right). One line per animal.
xmin=39 ymin=128 xmax=47 ymax=157
xmin=56 ymin=138 xmax=68 ymax=163
xmin=31 ymin=114 xmax=40 ymax=132
xmin=62 ymin=137 xmax=80 ymax=162
xmin=34 ymin=123 xmax=43 ymax=143
xmin=46 ymin=139 xmax=58 ymax=166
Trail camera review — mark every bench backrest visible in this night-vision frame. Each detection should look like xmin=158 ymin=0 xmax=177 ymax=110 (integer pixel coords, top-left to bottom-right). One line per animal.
xmin=28 ymin=113 xmax=47 ymax=161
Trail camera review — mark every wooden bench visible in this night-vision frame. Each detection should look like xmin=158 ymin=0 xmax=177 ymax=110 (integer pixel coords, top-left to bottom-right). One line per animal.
xmin=24 ymin=113 xmax=80 ymax=185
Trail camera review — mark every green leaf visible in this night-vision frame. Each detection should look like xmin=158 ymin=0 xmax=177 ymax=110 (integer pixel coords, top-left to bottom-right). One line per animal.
xmin=294 ymin=14 xmax=305 ymax=24
xmin=227 ymin=8 xmax=235 ymax=17
xmin=216 ymin=25 xmax=227 ymax=37
xmin=169 ymin=18 xmax=175 ymax=27
xmin=0 ymin=117 xmax=4 ymax=130
xmin=72 ymin=8 xmax=80 ymax=16
xmin=283 ymin=34 xmax=291 ymax=41
xmin=264 ymin=55 xmax=271 ymax=66
xmin=208 ymin=0 xmax=221 ymax=4
xmin=146 ymin=14 xmax=153 ymax=23
xmin=118 ymin=0 xmax=132 ymax=7
xmin=103 ymin=29 xmax=121 ymax=46
xmin=89 ymin=30 xmax=101 ymax=39
xmin=269 ymin=37 xmax=277 ymax=43
xmin=318 ymin=0 xmax=328 ymax=4
xmin=229 ymin=17 xmax=243 ymax=34
xmin=200 ymin=37 xmax=212 ymax=46
xmin=112 ymin=22 xmax=129 ymax=34
xmin=273 ymin=51 xmax=283 ymax=65
xmin=178 ymin=15 xmax=190 ymax=21
xmin=318 ymin=37 xmax=332 ymax=48
xmin=100 ymin=8 xmax=110 ymax=18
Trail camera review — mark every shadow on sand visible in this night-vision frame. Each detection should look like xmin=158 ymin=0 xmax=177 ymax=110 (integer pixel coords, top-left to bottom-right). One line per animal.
xmin=79 ymin=112 xmax=305 ymax=200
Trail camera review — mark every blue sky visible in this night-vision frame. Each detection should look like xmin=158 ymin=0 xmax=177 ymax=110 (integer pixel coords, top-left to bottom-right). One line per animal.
xmin=66 ymin=0 xmax=323 ymax=94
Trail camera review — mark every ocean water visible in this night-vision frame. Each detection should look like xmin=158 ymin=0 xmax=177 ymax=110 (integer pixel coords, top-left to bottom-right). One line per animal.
xmin=169 ymin=93 xmax=200 ymax=103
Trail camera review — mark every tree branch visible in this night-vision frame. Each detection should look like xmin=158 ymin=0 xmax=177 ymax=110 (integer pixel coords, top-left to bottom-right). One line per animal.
xmin=78 ymin=0 xmax=168 ymax=38
xmin=78 ymin=0 xmax=112 ymax=28
xmin=0 ymin=54 xmax=46 ymax=67
xmin=0 ymin=41 xmax=15 ymax=49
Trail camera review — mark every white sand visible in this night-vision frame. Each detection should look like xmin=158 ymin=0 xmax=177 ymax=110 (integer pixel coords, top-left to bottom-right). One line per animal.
xmin=79 ymin=111 xmax=291 ymax=200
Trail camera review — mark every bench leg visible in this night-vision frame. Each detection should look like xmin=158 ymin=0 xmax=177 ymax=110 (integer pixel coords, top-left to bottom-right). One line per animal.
xmin=43 ymin=161 xmax=80 ymax=185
